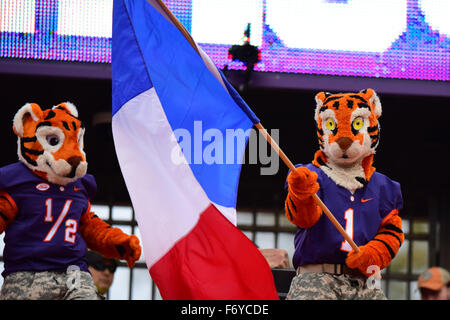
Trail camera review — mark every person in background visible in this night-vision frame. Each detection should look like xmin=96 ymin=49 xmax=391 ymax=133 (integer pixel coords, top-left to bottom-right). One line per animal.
xmin=259 ymin=249 xmax=290 ymax=269
xmin=418 ymin=266 xmax=450 ymax=300
xmin=86 ymin=250 xmax=118 ymax=297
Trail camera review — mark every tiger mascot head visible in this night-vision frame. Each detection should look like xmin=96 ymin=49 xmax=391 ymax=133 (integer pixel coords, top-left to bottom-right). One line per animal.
xmin=312 ymin=88 xmax=382 ymax=192
xmin=12 ymin=102 xmax=87 ymax=186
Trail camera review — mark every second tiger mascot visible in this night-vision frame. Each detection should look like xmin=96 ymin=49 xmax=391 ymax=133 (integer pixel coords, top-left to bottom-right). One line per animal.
xmin=285 ymin=89 xmax=404 ymax=300
xmin=0 ymin=102 xmax=141 ymax=300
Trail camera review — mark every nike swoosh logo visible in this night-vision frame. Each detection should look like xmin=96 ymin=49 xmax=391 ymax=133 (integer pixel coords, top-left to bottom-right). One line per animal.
xmin=361 ymin=198 xmax=374 ymax=203
xmin=74 ymin=187 xmax=81 ymax=191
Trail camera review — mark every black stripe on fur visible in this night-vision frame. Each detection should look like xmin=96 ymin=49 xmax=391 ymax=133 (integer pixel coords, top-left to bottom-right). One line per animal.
xmin=317 ymin=156 xmax=329 ymax=168
xmin=20 ymin=139 xmax=43 ymax=166
xmin=319 ymin=106 xmax=328 ymax=113
xmin=289 ymin=195 xmax=297 ymax=212
xmin=0 ymin=211 xmax=9 ymax=221
xmin=357 ymin=102 xmax=371 ymax=110
xmin=372 ymin=238 xmax=395 ymax=259
xmin=36 ymin=121 xmax=51 ymax=129
xmin=285 ymin=201 xmax=294 ymax=222
xmin=383 ymin=224 xmax=403 ymax=234
xmin=21 ymin=136 xmax=37 ymax=142
xmin=44 ymin=110 xmax=56 ymax=120
xmin=323 ymin=95 xmax=343 ymax=104
xmin=355 ymin=177 xmax=368 ymax=185
xmin=376 ymin=231 xmax=403 ymax=247
xmin=349 ymin=95 xmax=368 ymax=103
xmin=347 ymin=99 xmax=354 ymax=109
xmin=333 ymin=101 xmax=340 ymax=110
xmin=62 ymin=121 xmax=70 ymax=131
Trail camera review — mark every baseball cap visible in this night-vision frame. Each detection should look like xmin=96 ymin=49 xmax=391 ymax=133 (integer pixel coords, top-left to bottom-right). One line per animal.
xmin=418 ymin=267 xmax=450 ymax=291
xmin=86 ymin=250 xmax=118 ymax=273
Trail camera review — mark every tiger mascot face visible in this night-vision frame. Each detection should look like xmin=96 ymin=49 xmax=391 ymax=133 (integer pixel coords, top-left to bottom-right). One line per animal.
xmin=12 ymin=102 xmax=87 ymax=186
xmin=313 ymin=89 xmax=382 ymax=191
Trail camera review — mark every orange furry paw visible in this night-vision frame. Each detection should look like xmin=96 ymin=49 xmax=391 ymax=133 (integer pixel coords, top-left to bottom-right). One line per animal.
xmin=115 ymin=235 xmax=142 ymax=268
xmin=287 ymin=167 xmax=319 ymax=200
xmin=345 ymin=245 xmax=381 ymax=277
xmin=285 ymin=167 xmax=322 ymax=228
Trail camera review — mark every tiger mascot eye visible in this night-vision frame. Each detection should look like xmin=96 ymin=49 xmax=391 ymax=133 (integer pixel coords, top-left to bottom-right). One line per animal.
xmin=284 ymin=89 xmax=404 ymax=300
xmin=0 ymin=102 xmax=142 ymax=300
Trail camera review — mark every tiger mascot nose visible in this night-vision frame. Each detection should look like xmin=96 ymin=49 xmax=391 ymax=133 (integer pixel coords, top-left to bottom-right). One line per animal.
xmin=336 ymin=137 xmax=353 ymax=151
xmin=67 ymin=156 xmax=82 ymax=169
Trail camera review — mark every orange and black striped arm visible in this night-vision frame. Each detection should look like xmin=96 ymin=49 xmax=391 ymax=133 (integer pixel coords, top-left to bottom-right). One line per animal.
xmin=346 ymin=210 xmax=404 ymax=275
xmin=370 ymin=210 xmax=404 ymax=269
xmin=284 ymin=166 xmax=322 ymax=228
xmin=80 ymin=206 xmax=141 ymax=267
xmin=0 ymin=191 xmax=18 ymax=233
xmin=284 ymin=190 xmax=322 ymax=229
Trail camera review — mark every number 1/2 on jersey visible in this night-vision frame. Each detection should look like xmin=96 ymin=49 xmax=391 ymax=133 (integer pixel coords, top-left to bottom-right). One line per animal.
xmin=43 ymin=198 xmax=77 ymax=243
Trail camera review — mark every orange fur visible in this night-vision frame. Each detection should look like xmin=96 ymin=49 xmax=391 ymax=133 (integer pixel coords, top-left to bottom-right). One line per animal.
xmin=361 ymin=154 xmax=376 ymax=182
xmin=346 ymin=211 xmax=404 ymax=276
xmin=285 ymin=167 xmax=322 ymax=228
xmin=0 ymin=192 xmax=18 ymax=233
xmin=80 ymin=209 xmax=141 ymax=267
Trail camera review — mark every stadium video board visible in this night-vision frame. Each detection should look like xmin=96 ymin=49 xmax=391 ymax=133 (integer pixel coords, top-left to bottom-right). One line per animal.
xmin=0 ymin=0 xmax=449 ymax=82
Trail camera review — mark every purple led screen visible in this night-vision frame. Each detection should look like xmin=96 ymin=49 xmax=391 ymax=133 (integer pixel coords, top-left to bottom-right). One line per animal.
xmin=0 ymin=0 xmax=449 ymax=81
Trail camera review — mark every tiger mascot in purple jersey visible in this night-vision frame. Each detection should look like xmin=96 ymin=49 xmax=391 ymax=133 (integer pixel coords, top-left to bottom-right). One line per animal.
xmin=285 ymin=89 xmax=404 ymax=300
xmin=0 ymin=102 xmax=141 ymax=300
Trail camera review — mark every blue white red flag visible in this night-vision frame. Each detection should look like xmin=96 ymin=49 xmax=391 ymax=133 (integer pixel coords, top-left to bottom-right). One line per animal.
xmin=111 ymin=0 xmax=278 ymax=299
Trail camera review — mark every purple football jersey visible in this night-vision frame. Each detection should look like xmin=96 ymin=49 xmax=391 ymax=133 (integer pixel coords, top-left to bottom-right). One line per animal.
xmin=287 ymin=163 xmax=403 ymax=268
xmin=0 ymin=162 xmax=97 ymax=276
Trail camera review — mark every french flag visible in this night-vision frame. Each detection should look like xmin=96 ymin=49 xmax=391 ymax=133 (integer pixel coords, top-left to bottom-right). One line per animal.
xmin=111 ymin=0 xmax=278 ymax=299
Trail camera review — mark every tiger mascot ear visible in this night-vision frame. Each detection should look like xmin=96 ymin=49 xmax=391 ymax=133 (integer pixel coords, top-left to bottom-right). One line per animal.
xmin=53 ymin=102 xmax=79 ymax=118
xmin=314 ymin=92 xmax=331 ymax=123
xmin=359 ymin=88 xmax=382 ymax=118
xmin=12 ymin=103 xmax=44 ymax=137
xmin=314 ymin=89 xmax=382 ymax=122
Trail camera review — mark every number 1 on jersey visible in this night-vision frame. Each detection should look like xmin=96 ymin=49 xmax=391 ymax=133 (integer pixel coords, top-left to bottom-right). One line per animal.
xmin=340 ymin=208 xmax=354 ymax=252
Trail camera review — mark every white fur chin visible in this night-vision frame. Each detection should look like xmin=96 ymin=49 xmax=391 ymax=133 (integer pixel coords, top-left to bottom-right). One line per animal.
xmin=45 ymin=170 xmax=85 ymax=186
xmin=42 ymin=157 xmax=87 ymax=186
xmin=321 ymin=139 xmax=373 ymax=192
xmin=320 ymin=161 xmax=365 ymax=194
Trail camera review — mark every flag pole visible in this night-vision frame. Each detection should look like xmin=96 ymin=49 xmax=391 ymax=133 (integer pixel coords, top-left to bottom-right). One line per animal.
xmin=254 ymin=123 xmax=360 ymax=253
xmin=153 ymin=0 xmax=359 ymax=254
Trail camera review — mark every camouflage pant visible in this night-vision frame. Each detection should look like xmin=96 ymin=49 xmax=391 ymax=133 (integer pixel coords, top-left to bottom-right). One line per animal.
xmin=0 ymin=270 xmax=104 ymax=300
xmin=286 ymin=272 xmax=387 ymax=300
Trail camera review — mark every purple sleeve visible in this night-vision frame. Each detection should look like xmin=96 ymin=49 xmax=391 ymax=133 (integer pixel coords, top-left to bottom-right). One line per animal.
xmin=380 ymin=178 xmax=403 ymax=218
xmin=0 ymin=167 xmax=3 ymax=190
xmin=81 ymin=174 xmax=97 ymax=200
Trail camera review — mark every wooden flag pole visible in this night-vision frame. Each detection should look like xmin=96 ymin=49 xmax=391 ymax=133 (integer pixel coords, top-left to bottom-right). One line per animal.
xmin=153 ymin=0 xmax=359 ymax=253
xmin=254 ymin=123 xmax=360 ymax=253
